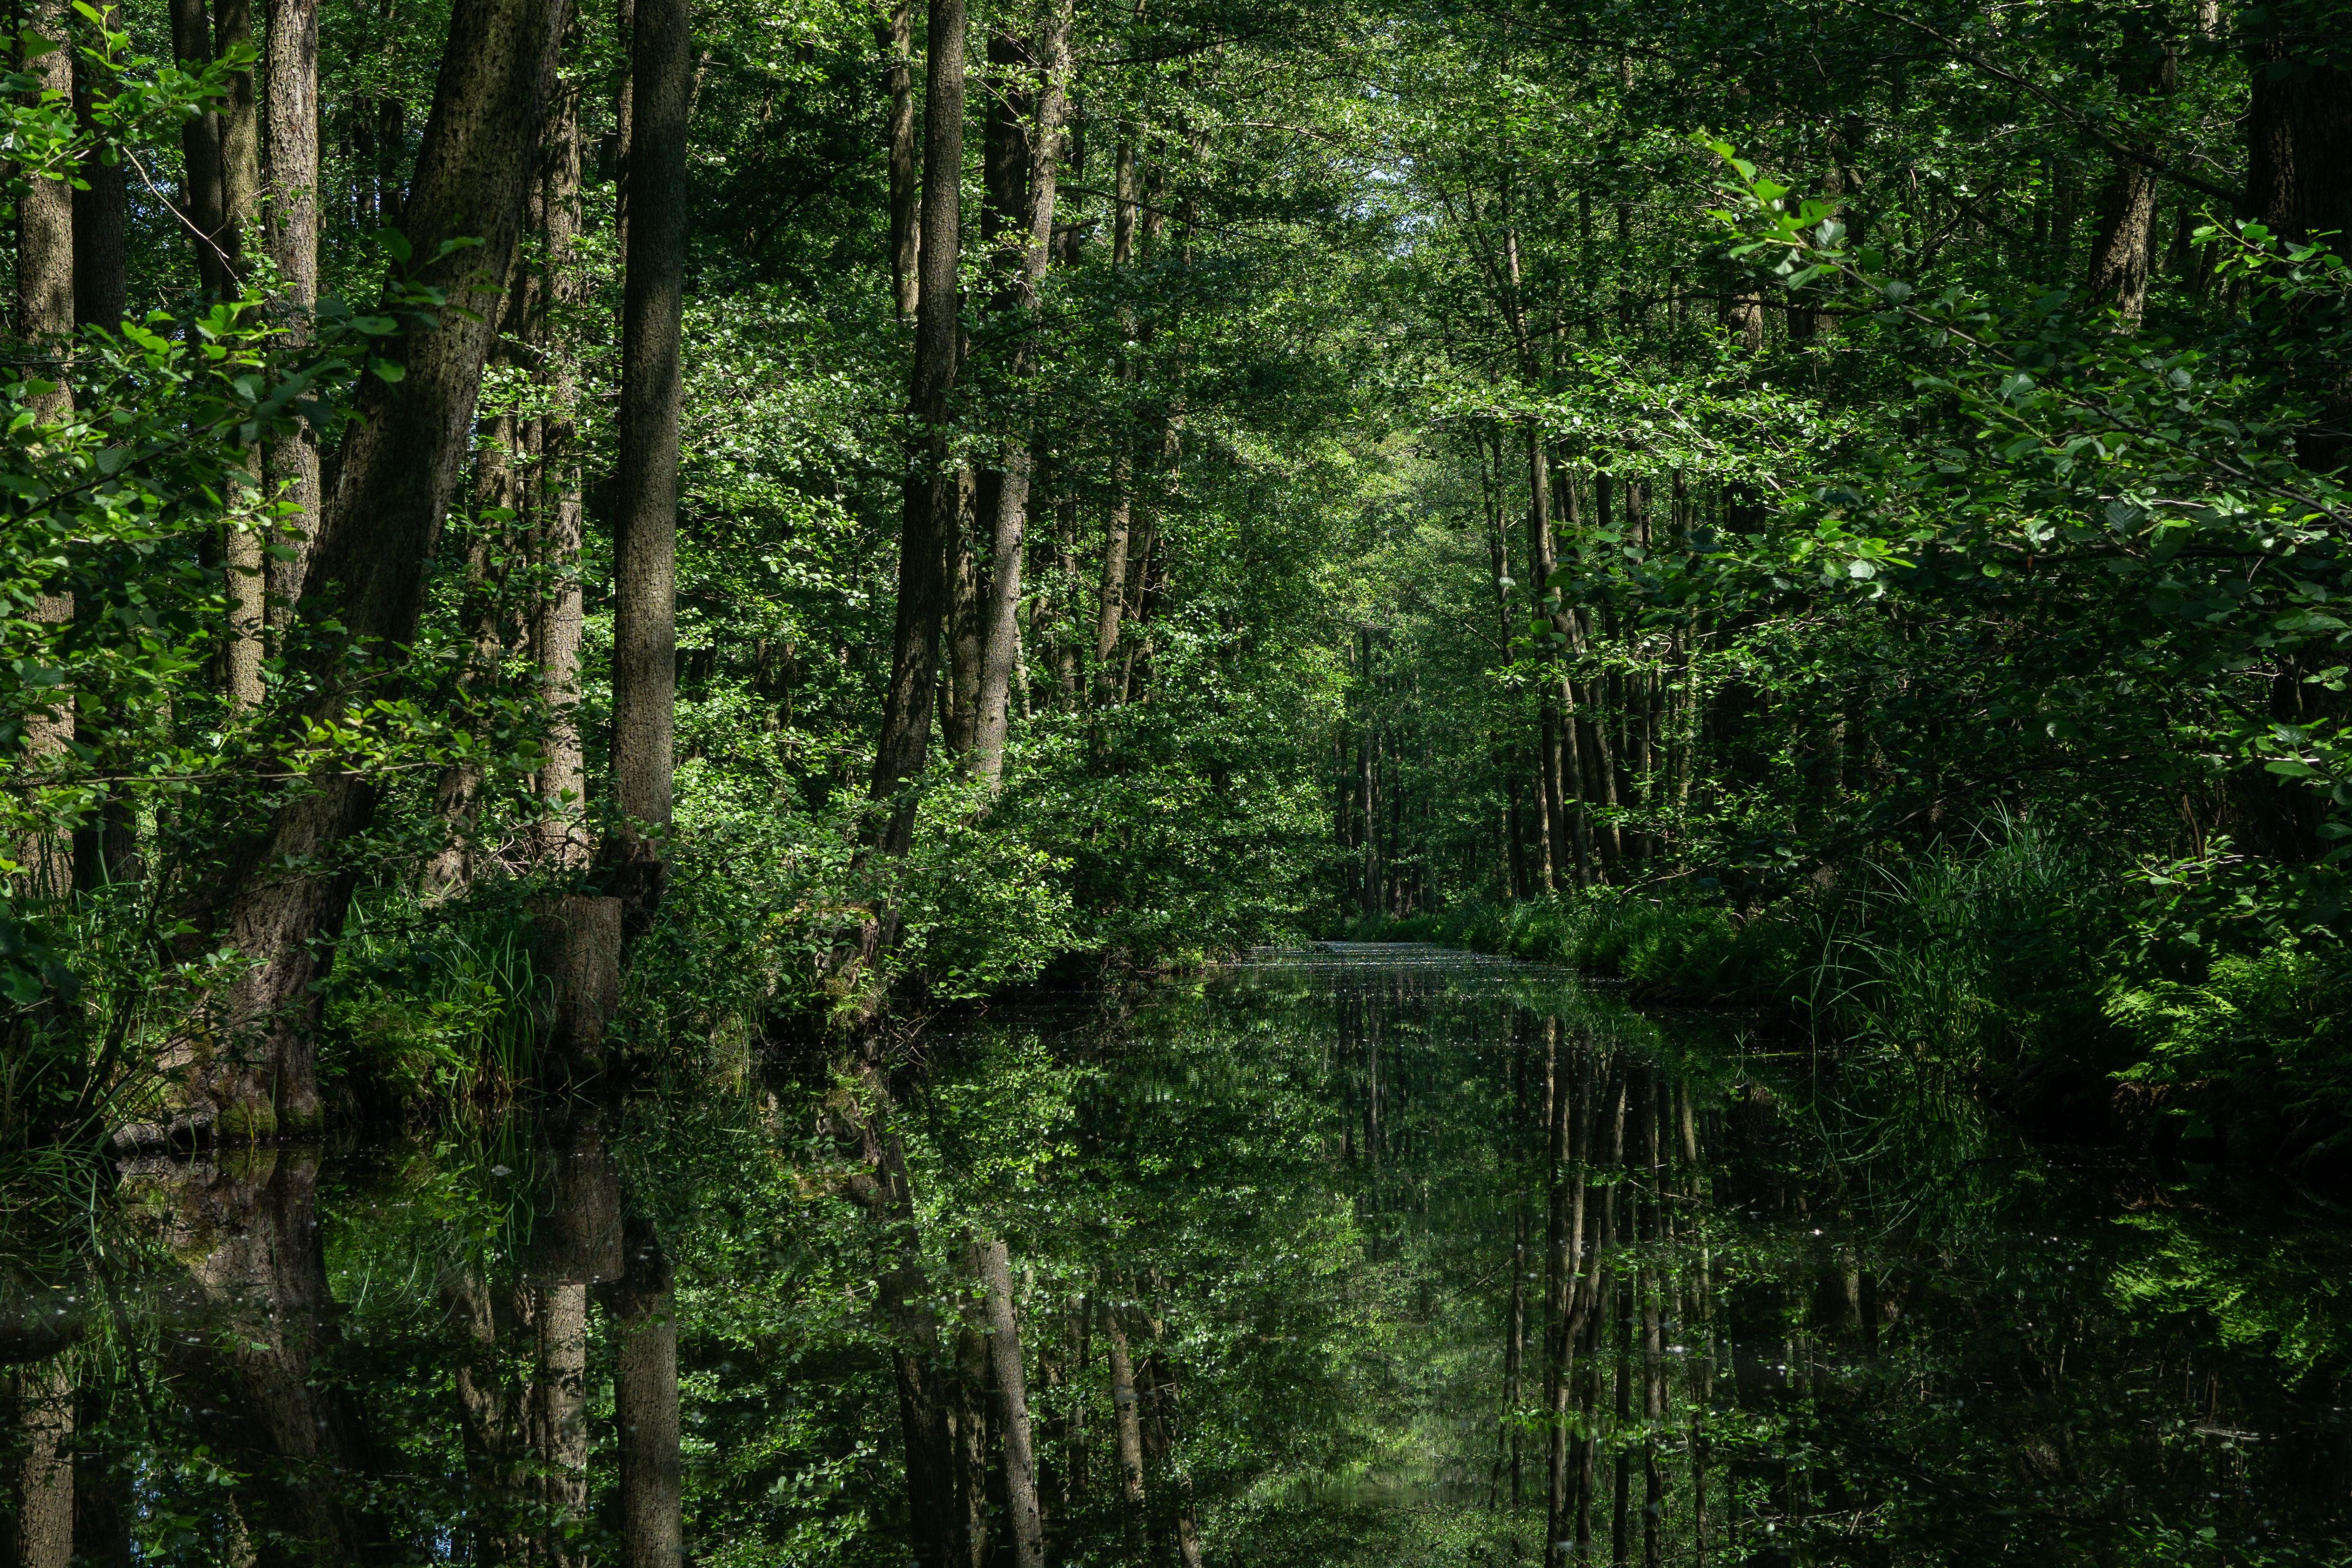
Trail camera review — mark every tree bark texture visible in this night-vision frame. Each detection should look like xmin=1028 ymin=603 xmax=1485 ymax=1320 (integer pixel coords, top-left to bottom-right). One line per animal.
xmin=70 ymin=77 xmax=124 ymax=331
xmin=529 ymin=893 xmax=622 ymax=1079
xmin=534 ymin=68 xmax=591 ymax=868
xmin=876 ymin=0 xmax=918 ymax=319
xmin=2246 ymin=12 xmax=2352 ymax=470
xmin=263 ymin=0 xmax=323 ymax=625
xmin=2246 ymin=14 xmax=2352 ymax=247
xmin=133 ymin=0 xmax=573 ymax=1146
xmin=603 ymin=1219 xmax=682 ymax=1568
xmin=866 ymin=0 xmax=965 ymax=858
xmin=943 ymin=492 xmax=983 ymax=756
xmin=2083 ymin=36 xmax=2174 ymax=327
xmin=1091 ymin=128 xmax=1137 ymax=702
xmin=1103 ymin=1303 xmax=1147 ymax=1517
xmin=976 ymin=1237 xmax=1044 ymax=1568
xmin=209 ymin=0 xmax=265 ymax=707
xmin=830 ymin=1054 xmax=954 ymax=1567
xmin=607 ymin=0 xmax=690 ymax=884
xmin=6 ymin=1363 xmax=72 ymax=1568
xmin=171 ymin=0 xmax=227 ymax=297
xmin=970 ymin=3 xmax=1071 ymax=787
xmin=16 ymin=0 xmax=74 ymax=896
xmin=213 ymin=0 xmax=260 ymax=277
xmin=16 ymin=6 xmax=72 ymax=390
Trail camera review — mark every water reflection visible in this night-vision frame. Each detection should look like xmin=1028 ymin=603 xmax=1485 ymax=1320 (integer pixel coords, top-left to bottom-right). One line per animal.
xmin=1 ymin=944 xmax=2346 ymax=1564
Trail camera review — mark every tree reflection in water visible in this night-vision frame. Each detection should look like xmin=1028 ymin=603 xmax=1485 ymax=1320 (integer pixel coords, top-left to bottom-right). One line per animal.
xmin=2 ymin=946 xmax=2346 ymax=1564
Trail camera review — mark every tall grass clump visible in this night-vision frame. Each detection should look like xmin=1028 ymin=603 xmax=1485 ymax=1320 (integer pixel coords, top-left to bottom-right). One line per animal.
xmin=322 ymin=893 xmax=550 ymax=1122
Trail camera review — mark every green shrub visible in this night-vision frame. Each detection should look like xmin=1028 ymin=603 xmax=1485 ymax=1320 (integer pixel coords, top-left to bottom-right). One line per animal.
xmin=2107 ymin=945 xmax=2352 ymax=1164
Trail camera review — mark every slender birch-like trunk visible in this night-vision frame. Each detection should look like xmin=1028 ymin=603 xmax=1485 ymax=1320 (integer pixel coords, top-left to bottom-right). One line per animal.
xmin=263 ymin=0 xmax=323 ymax=625
xmin=17 ymin=0 xmax=75 ymax=894
xmin=971 ymin=2 xmax=1073 ymax=785
xmin=874 ymin=0 xmax=918 ymax=317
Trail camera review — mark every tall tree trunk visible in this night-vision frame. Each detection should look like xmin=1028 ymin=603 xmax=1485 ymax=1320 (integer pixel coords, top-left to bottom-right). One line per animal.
xmin=943 ymin=486 xmax=983 ymax=756
xmin=534 ymin=66 xmax=590 ymax=869
xmin=2246 ymin=5 xmax=2352 ymax=470
xmin=69 ymin=1382 xmax=129 ymax=1567
xmin=7 ymin=1363 xmax=73 ymax=1568
xmin=831 ymin=1052 xmax=954 ymax=1567
xmin=2246 ymin=8 xmax=2352 ymax=248
xmin=1091 ymin=127 xmax=1137 ymax=701
xmin=18 ymin=0 xmax=74 ymax=897
xmin=213 ymin=0 xmax=259 ymax=275
xmin=1526 ymin=429 xmax=1588 ymax=888
xmin=875 ymin=0 xmax=918 ymax=318
xmin=2083 ymin=36 xmax=2174 ymax=327
xmin=128 ymin=0 xmax=573 ymax=1146
xmin=602 ymin=1219 xmax=681 ymax=1568
xmin=70 ymin=76 xmax=123 ymax=329
xmin=971 ymin=4 xmax=1072 ymax=787
xmin=1542 ymin=1024 xmax=1568 ymax=1547
xmin=605 ymin=0 xmax=690 ymax=911
xmin=423 ymin=248 xmax=532 ymax=897
xmin=866 ymin=0 xmax=965 ymax=859
xmin=532 ymin=1283 xmax=593 ymax=1561
xmin=171 ymin=0 xmax=226 ymax=297
xmin=612 ymin=0 xmax=633 ymax=243
xmin=69 ymin=67 xmax=128 ymax=894
xmin=950 ymin=1316 xmax=989 ymax=1567
xmin=263 ymin=0 xmax=322 ymax=626
xmin=1102 ymin=1303 xmax=1147 ymax=1526
xmin=213 ymin=0 xmax=268 ymax=706
xmin=977 ymin=1237 xmax=1045 ymax=1568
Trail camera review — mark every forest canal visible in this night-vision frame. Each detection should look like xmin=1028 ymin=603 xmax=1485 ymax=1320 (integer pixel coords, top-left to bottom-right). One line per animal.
xmin=11 ymin=944 xmax=2350 ymax=1566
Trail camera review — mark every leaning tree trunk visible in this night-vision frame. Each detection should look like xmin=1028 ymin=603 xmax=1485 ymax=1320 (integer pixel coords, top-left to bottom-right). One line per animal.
xmin=1102 ymin=1302 xmax=1147 ymax=1526
xmin=971 ymin=3 xmax=1073 ymax=788
xmin=603 ymin=0 xmax=690 ymax=918
xmin=129 ymin=0 xmax=574 ymax=1146
xmin=865 ymin=0 xmax=966 ymax=859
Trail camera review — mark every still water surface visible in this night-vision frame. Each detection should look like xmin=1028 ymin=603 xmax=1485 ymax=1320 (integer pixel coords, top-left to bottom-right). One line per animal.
xmin=9 ymin=944 xmax=2348 ymax=1564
